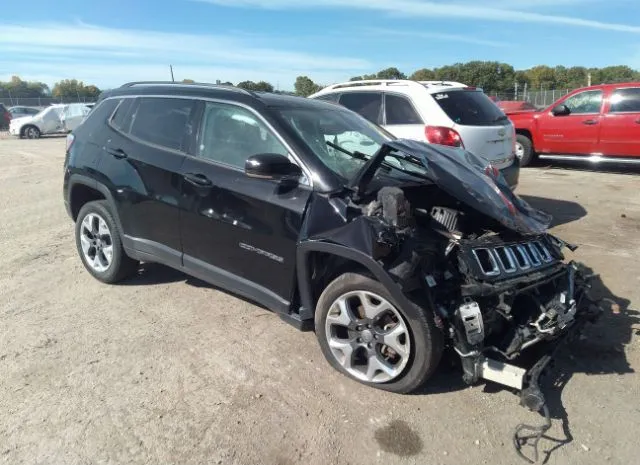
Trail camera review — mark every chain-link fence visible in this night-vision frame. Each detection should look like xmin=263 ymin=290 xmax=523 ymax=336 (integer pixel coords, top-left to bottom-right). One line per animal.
xmin=0 ymin=95 xmax=98 ymax=108
xmin=487 ymin=88 xmax=573 ymax=109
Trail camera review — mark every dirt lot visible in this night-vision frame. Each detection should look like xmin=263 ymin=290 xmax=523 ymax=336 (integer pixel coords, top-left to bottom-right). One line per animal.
xmin=0 ymin=136 xmax=638 ymax=465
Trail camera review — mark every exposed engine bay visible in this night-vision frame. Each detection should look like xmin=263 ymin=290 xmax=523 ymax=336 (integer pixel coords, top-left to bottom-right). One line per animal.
xmin=357 ymin=184 xmax=603 ymax=462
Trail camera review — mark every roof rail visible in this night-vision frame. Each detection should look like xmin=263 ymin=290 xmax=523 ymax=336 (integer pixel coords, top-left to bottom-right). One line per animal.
xmin=323 ymin=79 xmax=428 ymax=91
xmin=418 ymin=80 xmax=468 ymax=88
xmin=119 ymin=81 xmax=257 ymax=97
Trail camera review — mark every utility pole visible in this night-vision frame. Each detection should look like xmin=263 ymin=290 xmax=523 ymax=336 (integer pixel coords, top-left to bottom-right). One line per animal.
xmin=170 ymin=65 xmax=175 ymax=82
xmin=587 ymin=72 xmax=592 ymax=87
xmin=515 ymin=81 xmax=519 ymax=100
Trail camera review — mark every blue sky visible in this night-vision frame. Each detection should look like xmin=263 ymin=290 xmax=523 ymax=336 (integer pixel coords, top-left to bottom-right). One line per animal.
xmin=1 ymin=0 xmax=639 ymax=90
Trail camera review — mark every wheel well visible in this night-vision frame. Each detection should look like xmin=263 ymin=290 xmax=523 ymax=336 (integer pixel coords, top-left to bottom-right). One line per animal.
xmin=21 ymin=124 xmax=38 ymax=135
xmin=70 ymin=184 xmax=105 ymax=220
xmin=307 ymin=251 xmax=371 ymax=312
xmin=516 ymin=129 xmax=533 ymax=146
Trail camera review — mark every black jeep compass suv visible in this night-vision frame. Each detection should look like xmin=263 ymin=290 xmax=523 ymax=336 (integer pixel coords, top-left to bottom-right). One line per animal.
xmin=64 ymin=82 xmax=600 ymax=405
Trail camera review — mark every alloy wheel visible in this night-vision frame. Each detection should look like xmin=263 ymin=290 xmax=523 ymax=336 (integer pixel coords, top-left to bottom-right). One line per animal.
xmin=324 ymin=290 xmax=411 ymax=383
xmin=515 ymin=142 xmax=525 ymax=160
xmin=79 ymin=213 xmax=113 ymax=273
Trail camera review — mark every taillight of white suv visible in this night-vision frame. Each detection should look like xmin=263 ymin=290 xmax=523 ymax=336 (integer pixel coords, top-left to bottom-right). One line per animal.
xmin=425 ymin=126 xmax=464 ymax=148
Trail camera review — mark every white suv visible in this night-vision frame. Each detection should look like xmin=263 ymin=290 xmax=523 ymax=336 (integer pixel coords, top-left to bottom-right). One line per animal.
xmin=309 ymin=80 xmax=519 ymax=188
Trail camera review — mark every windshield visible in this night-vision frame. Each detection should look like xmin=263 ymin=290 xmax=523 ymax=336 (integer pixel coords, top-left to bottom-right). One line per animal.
xmin=277 ymin=107 xmax=426 ymax=181
xmin=432 ymin=90 xmax=507 ymax=126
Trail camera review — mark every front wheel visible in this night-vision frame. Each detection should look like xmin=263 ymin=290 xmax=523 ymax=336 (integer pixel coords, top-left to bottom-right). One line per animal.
xmin=22 ymin=125 xmax=40 ymax=139
xmin=315 ymin=273 xmax=443 ymax=393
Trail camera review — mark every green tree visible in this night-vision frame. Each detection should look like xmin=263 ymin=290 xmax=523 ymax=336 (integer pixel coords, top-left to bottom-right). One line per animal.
xmin=236 ymin=80 xmax=274 ymax=92
xmin=52 ymin=79 xmax=101 ymax=100
xmin=0 ymin=76 xmax=49 ymax=97
xmin=410 ymin=68 xmax=436 ymax=81
xmin=294 ymin=76 xmax=322 ymax=97
xmin=527 ymin=65 xmax=556 ymax=89
xmin=376 ymin=67 xmax=406 ymax=80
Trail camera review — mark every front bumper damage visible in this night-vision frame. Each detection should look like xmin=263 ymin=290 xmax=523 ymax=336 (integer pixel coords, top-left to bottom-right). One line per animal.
xmin=446 ymin=260 xmax=604 ymax=462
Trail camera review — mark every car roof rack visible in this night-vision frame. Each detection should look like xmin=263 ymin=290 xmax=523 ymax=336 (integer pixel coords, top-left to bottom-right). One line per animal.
xmin=321 ymin=79 xmax=469 ymax=92
xmin=119 ymin=81 xmax=258 ymax=97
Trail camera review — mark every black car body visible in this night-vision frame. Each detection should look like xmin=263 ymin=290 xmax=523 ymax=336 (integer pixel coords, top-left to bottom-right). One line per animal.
xmin=63 ymin=83 xmax=602 ymax=457
xmin=0 ymin=103 xmax=10 ymax=130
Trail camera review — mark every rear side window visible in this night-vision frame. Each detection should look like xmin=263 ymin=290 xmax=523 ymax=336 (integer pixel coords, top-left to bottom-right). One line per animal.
xmin=110 ymin=98 xmax=135 ymax=133
xmin=339 ymin=92 xmax=383 ymax=124
xmin=432 ymin=90 xmax=505 ymax=126
xmin=128 ymin=97 xmax=195 ymax=152
xmin=609 ymin=88 xmax=640 ymax=113
xmin=385 ymin=94 xmax=422 ymax=125
xmin=315 ymin=93 xmax=340 ymax=103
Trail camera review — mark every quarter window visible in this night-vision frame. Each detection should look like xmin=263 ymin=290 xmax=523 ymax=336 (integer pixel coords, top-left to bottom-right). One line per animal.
xmin=609 ymin=88 xmax=640 ymax=113
xmin=385 ymin=94 xmax=422 ymax=125
xmin=128 ymin=97 xmax=195 ymax=151
xmin=339 ymin=92 xmax=383 ymax=124
xmin=562 ymin=90 xmax=603 ymax=114
xmin=198 ymin=102 xmax=289 ymax=169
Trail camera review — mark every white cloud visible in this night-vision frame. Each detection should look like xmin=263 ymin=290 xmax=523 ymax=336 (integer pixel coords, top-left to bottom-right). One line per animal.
xmin=0 ymin=22 xmax=371 ymax=88
xmin=365 ymin=28 xmax=508 ymax=48
xmin=194 ymin=0 xmax=640 ymax=33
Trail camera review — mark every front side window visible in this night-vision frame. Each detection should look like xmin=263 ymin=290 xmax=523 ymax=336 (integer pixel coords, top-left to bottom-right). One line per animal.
xmin=198 ymin=102 xmax=288 ymax=169
xmin=609 ymin=88 xmax=640 ymax=113
xmin=128 ymin=97 xmax=195 ymax=151
xmin=339 ymin=92 xmax=383 ymax=124
xmin=562 ymin=90 xmax=603 ymax=114
xmin=385 ymin=94 xmax=423 ymax=125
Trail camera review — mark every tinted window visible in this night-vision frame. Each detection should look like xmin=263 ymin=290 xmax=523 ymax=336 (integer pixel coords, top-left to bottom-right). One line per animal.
xmin=198 ymin=102 xmax=288 ymax=169
xmin=609 ymin=88 xmax=640 ymax=113
xmin=129 ymin=98 xmax=195 ymax=151
xmin=339 ymin=92 xmax=383 ymax=124
xmin=562 ymin=90 xmax=603 ymax=114
xmin=433 ymin=90 xmax=506 ymax=126
xmin=385 ymin=94 xmax=422 ymax=125
xmin=110 ymin=98 xmax=135 ymax=133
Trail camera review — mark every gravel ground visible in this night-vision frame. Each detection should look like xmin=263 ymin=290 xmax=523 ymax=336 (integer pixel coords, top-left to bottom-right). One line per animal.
xmin=0 ymin=137 xmax=638 ymax=465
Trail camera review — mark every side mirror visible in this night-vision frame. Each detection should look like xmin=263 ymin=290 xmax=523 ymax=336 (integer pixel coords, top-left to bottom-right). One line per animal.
xmin=552 ymin=104 xmax=571 ymax=116
xmin=245 ymin=153 xmax=302 ymax=181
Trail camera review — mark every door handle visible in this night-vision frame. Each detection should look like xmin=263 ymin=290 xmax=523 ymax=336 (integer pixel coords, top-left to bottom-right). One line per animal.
xmin=582 ymin=119 xmax=599 ymax=125
xmin=105 ymin=147 xmax=128 ymax=159
xmin=183 ymin=172 xmax=213 ymax=187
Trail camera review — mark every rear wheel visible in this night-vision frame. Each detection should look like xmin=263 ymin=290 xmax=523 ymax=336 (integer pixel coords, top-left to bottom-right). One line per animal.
xmin=315 ymin=273 xmax=443 ymax=393
xmin=515 ymin=134 xmax=534 ymax=167
xmin=75 ymin=200 xmax=138 ymax=283
xmin=22 ymin=125 xmax=40 ymax=139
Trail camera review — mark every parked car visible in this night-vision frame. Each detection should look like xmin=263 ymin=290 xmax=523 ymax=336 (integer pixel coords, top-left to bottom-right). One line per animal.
xmin=509 ymin=83 xmax=640 ymax=166
xmin=0 ymin=103 xmax=10 ymax=130
xmin=64 ymin=81 xmax=601 ymax=416
xmin=8 ymin=105 xmax=41 ymax=119
xmin=9 ymin=103 xmax=91 ymax=138
xmin=309 ymin=80 xmax=519 ymax=189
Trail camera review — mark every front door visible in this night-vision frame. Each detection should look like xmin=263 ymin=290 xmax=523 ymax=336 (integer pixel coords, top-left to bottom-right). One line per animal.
xmin=599 ymin=87 xmax=640 ymax=157
xmin=180 ymin=100 xmax=311 ymax=307
xmin=537 ymin=89 xmax=603 ymax=155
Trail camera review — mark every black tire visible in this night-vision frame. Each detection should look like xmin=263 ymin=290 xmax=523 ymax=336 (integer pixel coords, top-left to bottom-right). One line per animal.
xmin=515 ymin=134 xmax=534 ymax=167
xmin=75 ymin=200 xmax=138 ymax=283
xmin=315 ymin=272 xmax=443 ymax=393
xmin=22 ymin=125 xmax=40 ymax=139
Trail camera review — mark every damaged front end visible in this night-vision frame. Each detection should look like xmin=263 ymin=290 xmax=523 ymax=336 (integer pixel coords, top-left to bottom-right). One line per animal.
xmin=308 ymin=139 xmax=604 ymax=462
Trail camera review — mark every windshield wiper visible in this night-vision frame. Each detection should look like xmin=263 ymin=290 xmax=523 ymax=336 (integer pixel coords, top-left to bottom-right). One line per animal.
xmin=327 ymin=141 xmax=430 ymax=182
xmin=326 ymin=140 xmax=369 ymax=161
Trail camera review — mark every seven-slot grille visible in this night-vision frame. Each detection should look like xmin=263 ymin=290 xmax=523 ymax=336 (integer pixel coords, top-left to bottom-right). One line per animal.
xmin=471 ymin=240 xmax=554 ymax=277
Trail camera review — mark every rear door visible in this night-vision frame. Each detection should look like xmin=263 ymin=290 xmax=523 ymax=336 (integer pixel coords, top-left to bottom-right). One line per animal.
xmin=338 ymin=92 xmax=384 ymax=125
xmin=63 ymin=104 xmax=91 ymax=131
xmin=599 ymin=87 xmax=640 ymax=157
xmin=535 ymin=89 xmax=603 ymax=155
xmin=383 ymin=93 xmax=424 ymax=140
xmin=98 ymin=96 xmax=196 ymax=264
xmin=431 ymin=89 xmax=514 ymax=168
xmin=179 ymin=100 xmax=311 ymax=305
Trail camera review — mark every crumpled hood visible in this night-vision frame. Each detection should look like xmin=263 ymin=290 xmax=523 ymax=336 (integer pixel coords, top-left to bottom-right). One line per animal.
xmin=383 ymin=139 xmax=552 ymax=235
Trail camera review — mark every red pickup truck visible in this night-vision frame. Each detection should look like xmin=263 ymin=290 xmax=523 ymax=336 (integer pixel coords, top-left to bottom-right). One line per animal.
xmin=508 ymin=83 xmax=640 ymax=166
